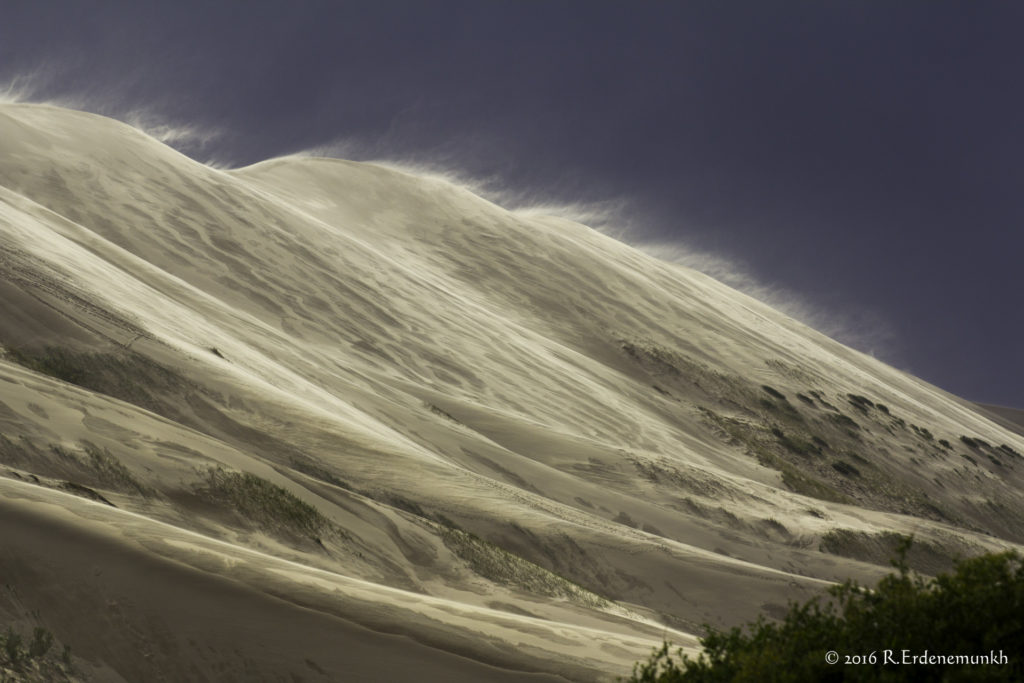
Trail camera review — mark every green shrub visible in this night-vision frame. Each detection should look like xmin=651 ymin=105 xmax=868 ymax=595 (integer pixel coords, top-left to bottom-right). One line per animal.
xmin=3 ymin=627 xmax=23 ymax=667
xmin=0 ymin=625 xmax=73 ymax=679
xmin=28 ymin=626 xmax=53 ymax=659
xmin=627 ymin=541 xmax=1024 ymax=681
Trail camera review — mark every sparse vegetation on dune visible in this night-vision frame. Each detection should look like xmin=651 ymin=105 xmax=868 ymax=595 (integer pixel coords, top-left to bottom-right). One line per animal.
xmin=436 ymin=523 xmax=609 ymax=608
xmin=3 ymin=345 xmax=190 ymax=416
xmin=0 ymin=436 xmax=151 ymax=503
xmin=691 ymin=372 xmax=1003 ymax=528
xmin=819 ymin=529 xmax=978 ymax=576
xmin=80 ymin=442 xmax=151 ymax=496
xmin=356 ymin=491 xmax=615 ymax=610
xmin=200 ymin=467 xmax=331 ymax=543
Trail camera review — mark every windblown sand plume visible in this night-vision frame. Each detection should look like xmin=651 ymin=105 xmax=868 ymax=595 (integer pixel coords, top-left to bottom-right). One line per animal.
xmin=1 ymin=102 xmax=1022 ymax=681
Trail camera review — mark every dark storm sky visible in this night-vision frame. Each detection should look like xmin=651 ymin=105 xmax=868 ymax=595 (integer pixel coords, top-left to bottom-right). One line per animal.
xmin=2 ymin=1 xmax=1022 ymax=407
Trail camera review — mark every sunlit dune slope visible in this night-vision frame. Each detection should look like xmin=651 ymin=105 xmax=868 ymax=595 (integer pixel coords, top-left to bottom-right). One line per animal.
xmin=1 ymin=102 xmax=1023 ymax=681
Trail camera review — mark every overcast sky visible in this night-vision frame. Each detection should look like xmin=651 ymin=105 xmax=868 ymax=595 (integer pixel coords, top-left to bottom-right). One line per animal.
xmin=2 ymin=1 xmax=1022 ymax=407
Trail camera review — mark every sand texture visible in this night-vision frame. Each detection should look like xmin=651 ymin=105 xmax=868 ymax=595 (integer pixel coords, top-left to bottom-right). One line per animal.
xmin=1 ymin=102 xmax=1023 ymax=681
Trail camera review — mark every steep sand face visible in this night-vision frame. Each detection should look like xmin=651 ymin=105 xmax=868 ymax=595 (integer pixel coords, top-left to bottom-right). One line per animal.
xmin=974 ymin=403 xmax=1024 ymax=437
xmin=1 ymin=102 xmax=1023 ymax=680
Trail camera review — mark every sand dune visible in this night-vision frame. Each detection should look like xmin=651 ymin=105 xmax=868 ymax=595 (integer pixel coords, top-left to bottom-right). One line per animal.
xmin=974 ymin=403 xmax=1024 ymax=437
xmin=2 ymin=102 xmax=1023 ymax=680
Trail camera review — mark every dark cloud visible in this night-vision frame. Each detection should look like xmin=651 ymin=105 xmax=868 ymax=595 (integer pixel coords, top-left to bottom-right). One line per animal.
xmin=1 ymin=1 xmax=1022 ymax=405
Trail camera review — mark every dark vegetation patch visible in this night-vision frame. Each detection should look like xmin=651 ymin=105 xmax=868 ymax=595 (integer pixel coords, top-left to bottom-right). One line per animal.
xmin=620 ymin=339 xmax=1005 ymax=536
xmin=762 ymin=400 xmax=803 ymax=421
xmin=436 ymin=523 xmax=609 ymax=608
xmin=809 ymin=390 xmax=839 ymax=411
xmin=673 ymin=498 xmax=744 ymax=530
xmin=0 ymin=435 xmax=152 ymax=502
xmin=428 ymin=403 xmax=461 ymax=424
xmin=200 ymin=467 xmax=330 ymax=543
xmin=0 ymin=434 xmax=31 ymax=465
xmin=956 ymin=436 xmax=1018 ymax=469
xmin=1000 ymin=444 xmax=1023 ymax=459
xmin=961 ymin=435 xmax=991 ymax=450
xmin=699 ymin=408 xmax=852 ymax=504
xmin=842 ymin=450 xmax=870 ymax=466
xmin=700 ymin=399 xmax=960 ymax=522
xmin=620 ymin=341 xmax=686 ymax=379
xmin=2 ymin=344 xmax=341 ymax=486
xmin=911 ymin=424 xmax=934 ymax=441
xmin=819 ymin=529 xmax=973 ymax=576
xmin=830 ymin=460 xmax=860 ymax=478
xmin=376 ymin=492 xmax=428 ymax=519
xmin=0 ymin=625 xmax=74 ymax=680
xmin=79 ymin=442 xmax=151 ymax=495
xmin=826 ymin=412 xmax=860 ymax=432
xmin=778 ymin=466 xmax=854 ymax=504
xmin=350 ymin=488 xmax=615 ymax=607
xmin=846 ymin=394 xmax=874 ymax=412
xmin=618 ymin=339 xmax=754 ymax=406
xmin=3 ymin=346 xmax=193 ymax=418
xmin=771 ymin=427 xmax=821 ymax=458
xmin=759 ymin=517 xmax=790 ymax=538
xmin=632 ymin=456 xmax=731 ymax=498
xmin=288 ymin=457 xmax=353 ymax=491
